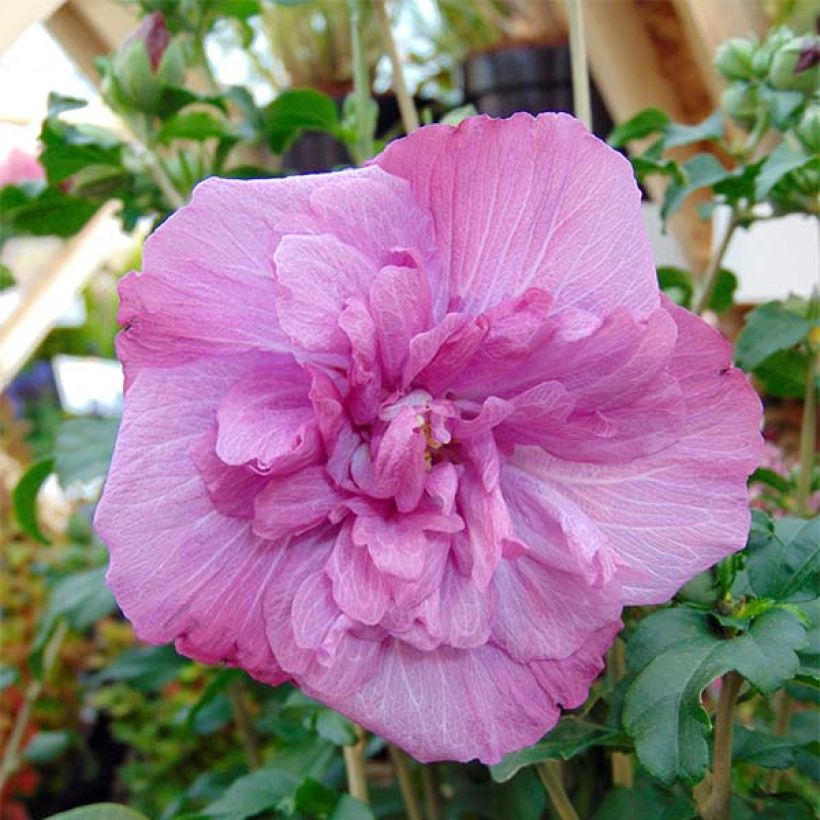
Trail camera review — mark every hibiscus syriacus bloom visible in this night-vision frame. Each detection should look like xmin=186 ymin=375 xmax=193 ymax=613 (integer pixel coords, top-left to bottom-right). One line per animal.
xmin=95 ymin=114 xmax=762 ymax=763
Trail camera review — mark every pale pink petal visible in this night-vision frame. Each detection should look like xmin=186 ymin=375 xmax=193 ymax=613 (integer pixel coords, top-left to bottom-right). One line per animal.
xmin=95 ymin=353 xmax=295 ymax=685
xmin=316 ymin=641 xmax=560 ymax=763
xmin=370 ymin=262 xmax=432 ymax=385
xmin=492 ymin=557 xmax=622 ymax=662
xmin=509 ymin=300 xmax=762 ymax=603
xmin=373 ymin=113 xmax=658 ymax=320
xmin=326 ymin=525 xmax=390 ymax=625
xmin=273 ymin=233 xmax=376 ymax=354
xmin=215 ymin=360 xmax=321 ymax=472
xmin=352 ymin=514 xmax=427 ymax=582
xmin=253 ymin=466 xmax=340 ymax=541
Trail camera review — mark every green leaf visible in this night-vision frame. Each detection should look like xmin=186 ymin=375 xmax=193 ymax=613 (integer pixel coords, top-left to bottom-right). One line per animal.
xmin=89 ymin=644 xmax=188 ymax=693
xmin=664 ymin=111 xmax=724 ymax=149
xmin=746 ymin=516 xmax=820 ymax=601
xmin=749 ymin=467 xmax=792 ymax=494
xmin=0 ymin=185 xmax=97 ymax=240
xmin=732 ymin=725 xmax=797 ymax=768
xmin=707 ymin=269 xmax=737 ymax=313
xmin=158 ymin=111 xmax=230 ymax=143
xmin=657 ymin=266 xmax=694 ymax=308
xmin=662 ymin=153 xmax=728 ymax=220
xmin=265 ymin=89 xmax=340 ymax=153
xmin=490 ymin=718 xmax=627 ymax=782
xmin=0 ymin=665 xmax=20 ymax=690
xmin=753 ymin=348 xmax=811 ymax=398
xmin=185 ymin=668 xmax=242 ymax=730
xmin=54 ymin=417 xmax=120 ymax=486
xmin=331 ymin=795 xmax=374 ymax=820
xmin=608 ymin=108 xmax=670 ymax=148
xmin=207 ymin=0 xmax=261 ymax=18
xmin=315 ymin=709 xmax=357 ymax=746
xmin=12 ymin=458 xmax=54 ymax=544
xmin=593 ymin=785 xmax=697 ymax=820
xmin=157 ymin=86 xmax=229 ymax=119
xmin=24 ymin=730 xmax=73 ymax=763
xmin=294 ymin=778 xmax=339 ymax=817
xmin=440 ymin=104 xmax=477 ymax=125
xmin=45 ymin=805 xmax=149 ymax=820
xmin=202 ymin=769 xmax=299 ymax=818
xmin=0 ymin=262 xmax=15 ymax=291
xmin=756 ymin=140 xmax=812 ymax=199
xmin=40 ymin=119 xmax=122 ymax=184
xmin=735 ymin=301 xmax=814 ymax=370
xmin=623 ymin=607 xmax=806 ymax=783
xmin=46 ymin=92 xmax=88 ymax=117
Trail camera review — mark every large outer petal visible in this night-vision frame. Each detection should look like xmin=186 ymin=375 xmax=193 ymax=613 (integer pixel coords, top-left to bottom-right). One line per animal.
xmin=507 ymin=301 xmax=762 ymax=604
xmin=117 ymin=175 xmax=326 ymax=385
xmin=95 ymin=353 xmax=298 ymax=685
xmin=373 ymin=113 xmax=658 ymax=319
xmin=307 ymin=634 xmax=613 ymax=763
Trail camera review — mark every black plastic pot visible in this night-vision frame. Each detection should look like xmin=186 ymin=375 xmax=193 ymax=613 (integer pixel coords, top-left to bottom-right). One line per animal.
xmin=462 ymin=42 xmax=613 ymax=139
xmin=282 ymin=94 xmax=441 ymax=174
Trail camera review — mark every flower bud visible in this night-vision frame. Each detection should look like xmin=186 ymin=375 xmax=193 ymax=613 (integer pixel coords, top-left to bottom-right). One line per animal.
xmin=751 ymin=27 xmax=794 ymax=77
xmin=714 ymin=38 xmax=756 ymax=81
xmin=796 ymin=103 xmax=820 ymax=153
xmin=106 ymin=12 xmax=185 ymax=114
xmin=721 ymin=83 xmax=760 ymax=129
xmin=768 ymin=35 xmax=819 ymax=92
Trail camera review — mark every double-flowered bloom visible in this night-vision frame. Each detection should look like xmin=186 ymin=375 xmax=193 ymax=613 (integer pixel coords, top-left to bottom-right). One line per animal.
xmin=95 ymin=113 xmax=762 ymax=763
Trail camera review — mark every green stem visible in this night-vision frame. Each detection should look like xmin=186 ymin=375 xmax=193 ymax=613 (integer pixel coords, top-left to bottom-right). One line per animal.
xmin=343 ymin=724 xmax=369 ymax=804
xmin=228 ymin=680 xmax=261 ymax=770
xmin=566 ymin=0 xmax=592 ymax=130
xmin=373 ymin=0 xmax=419 ymax=135
xmin=795 ymin=342 xmax=818 ymax=518
xmin=421 ymin=763 xmax=444 ymax=820
xmin=694 ymin=210 xmax=740 ymax=315
xmin=388 ymin=745 xmax=423 ymax=820
xmin=535 ymin=761 xmax=580 ymax=820
xmin=347 ymin=0 xmax=374 ymax=163
xmin=129 ymin=114 xmax=186 ymax=210
xmin=608 ymin=639 xmax=634 ymax=788
xmin=0 ymin=620 xmax=68 ymax=795
xmin=699 ymin=671 xmax=743 ymax=820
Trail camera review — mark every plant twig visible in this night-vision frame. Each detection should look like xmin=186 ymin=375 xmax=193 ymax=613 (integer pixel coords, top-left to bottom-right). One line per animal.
xmin=694 ymin=210 xmax=740 ymax=315
xmin=0 ymin=620 xmax=68 ymax=795
xmin=388 ymin=745 xmax=423 ymax=820
xmin=373 ymin=0 xmax=419 ymax=135
xmin=421 ymin=763 xmax=444 ymax=820
xmin=565 ymin=0 xmax=592 ymax=130
xmin=795 ymin=343 xmax=818 ymax=518
xmin=347 ymin=0 xmax=374 ymax=162
xmin=699 ymin=671 xmax=743 ymax=820
xmin=228 ymin=680 xmax=261 ymax=770
xmin=343 ymin=724 xmax=369 ymax=804
xmin=608 ymin=639 xmax=634 ymax=788
xmin=536 ymin=760 xmax=580 ymax=820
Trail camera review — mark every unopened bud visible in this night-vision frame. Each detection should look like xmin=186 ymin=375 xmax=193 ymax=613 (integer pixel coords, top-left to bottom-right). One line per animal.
xmin=714 ymin=38 xmax=756 ymax=81
xmin=124 ymin=12 xmax=170 ymax=71
xmin=796 ymin=103 xmax=820 ymax=153
xmin=769 ymin=35 xmax=820 ymax=92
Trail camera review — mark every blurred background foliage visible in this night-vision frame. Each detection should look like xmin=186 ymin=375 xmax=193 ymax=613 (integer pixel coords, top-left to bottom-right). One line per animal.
xmin=0 ymin=1 xmax=818 ymax=819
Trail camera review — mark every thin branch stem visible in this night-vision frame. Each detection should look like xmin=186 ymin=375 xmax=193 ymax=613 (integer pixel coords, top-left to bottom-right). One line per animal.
xmin=343 ymin=724 xmax=369 ymax=804
xmin=565 ymin=0 xmax=592 ymax=130
xmin=228 ymin=680 xmax=261 ymax=770
xmin=795 ymin=344 xmax=817 ymax=518
xmin=388 ymin=745 xmax=423 ymax=820
xmin=347 ymin=0 xmax=374 ymax=163
xmin=373 ymin=0 xmax=419 ymax=135
xmin=694 ymin=210 xmax=740 ymax=315
xmin=421 ymin=763 xmax=444 ymax=820
xmin=699 ymin=671 xmax=743 ymax=820
xmin=608 ymin=639 xmax=634 ymax=788
xmin=535 ymin=760 xmax=580 ymax=820
xmin=0 ymin=620 xmax=68 ymax=795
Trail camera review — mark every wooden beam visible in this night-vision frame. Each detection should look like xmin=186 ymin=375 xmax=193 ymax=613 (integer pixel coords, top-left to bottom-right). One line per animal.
xmin=582 ymin=0 xmax=715 ymax=272
xmin=0 ymin=0 xmax=66 ymax=56
xmin=45 ymin=0 xmax=137 ymax=83
xmin=672 ymin=0 xmax=768 ymax=106
xmin=0 ymin=202 xmax=123 ymax=392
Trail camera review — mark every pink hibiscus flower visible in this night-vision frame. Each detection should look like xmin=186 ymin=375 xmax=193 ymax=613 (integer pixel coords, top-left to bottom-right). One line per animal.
xmin=0 ymin=148 xmax=44 ymax=187
xmin=95 ymin=113 xmax=762 ymax=763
